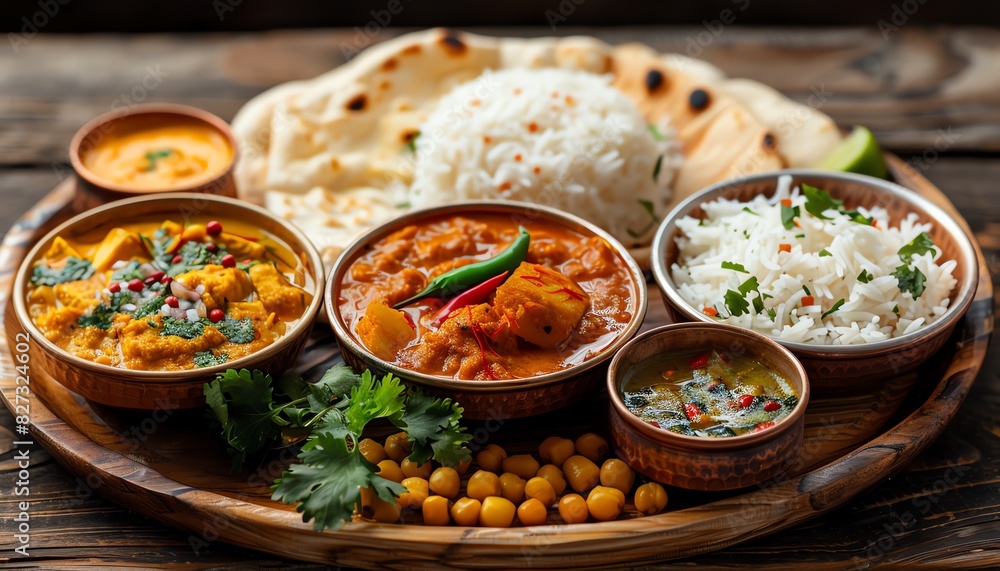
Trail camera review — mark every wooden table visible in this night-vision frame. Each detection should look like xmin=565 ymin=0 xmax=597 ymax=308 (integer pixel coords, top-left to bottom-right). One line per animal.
xmin=1 ymin=27 xmax=998 ymax=569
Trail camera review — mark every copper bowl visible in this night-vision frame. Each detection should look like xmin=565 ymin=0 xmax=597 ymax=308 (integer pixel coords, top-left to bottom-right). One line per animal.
xmin=327 ymin=201 xmax=648 ymax=420
xmin=651 ymin=170 xmax=979 ymax=392
xmin=69 ymin=104 xmax=238 ymax=212
xmin=607 ymin=323 xmax=810 ymax=491
xmin=12 ymin=193 xmax=324 ymax=409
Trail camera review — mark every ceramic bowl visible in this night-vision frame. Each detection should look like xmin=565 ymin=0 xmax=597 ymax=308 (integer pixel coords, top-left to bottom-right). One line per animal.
xmin=327 ymin=201 xmax=648 ymax=420
xmin=607 ymin=322 xmax=810 ymax=491
xmin=12 ymin=193 xmax=324 ymax=409
xmin=651 ymin=170 xmax=979 ymax=392
xmin=69 ymin=104 xmax=238 ymax=211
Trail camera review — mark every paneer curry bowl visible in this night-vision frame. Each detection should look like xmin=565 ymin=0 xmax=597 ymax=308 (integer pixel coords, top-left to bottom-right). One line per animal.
xmin=13 ymin=193 xmax=324 ymax=409
xmin=328 ymin=202 xmax=647 ymax=419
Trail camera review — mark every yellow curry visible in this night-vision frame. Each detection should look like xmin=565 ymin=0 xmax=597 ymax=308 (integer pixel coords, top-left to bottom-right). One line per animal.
xmin=26 ymin=217 xmax=312 ymax=371
xmin=81 ymin=116 xmax=233 ymax=189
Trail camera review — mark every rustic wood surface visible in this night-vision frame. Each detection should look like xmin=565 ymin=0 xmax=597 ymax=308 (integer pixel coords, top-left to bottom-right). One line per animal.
xmin=1 ymin=27 xmax=999 ymax=569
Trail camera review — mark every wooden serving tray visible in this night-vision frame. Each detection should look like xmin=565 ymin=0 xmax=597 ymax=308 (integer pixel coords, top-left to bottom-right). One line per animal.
xmin=0 ymin=155 xmax=993 ymax=569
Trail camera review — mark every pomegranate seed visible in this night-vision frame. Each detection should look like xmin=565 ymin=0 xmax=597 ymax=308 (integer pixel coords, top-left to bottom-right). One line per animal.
xmin=165 ymin=296 xmax=179 ymax=308
xmin=206 ymin=220 xmax=223 ymax=236
xmin=221 ymin=254 xmax=236 ymax=269
xmin=209 ymin=308 xmax=225 ymax=323
xmin=689 ymin=354 xmax=710 ymax=369
xmin=108 ymin=282 xmax=121 ymax=293
xmin=754 ymin=421 xmax=775 ymax=433
xmin=764 ymin=400 xmax=781 ymax=412
xmin=160 ymin=276 xmax=173 ymax=286
xmin=127 ymin=278 xmax=144 ymax=292
xmin=149 ymin=271 xmax=165 ymax=282
xmin=737 ymin=394 xmax=755 ymax=409
xmin=684 ymin=403 xmax=702 ymax=420
xmin=242 ymin=258 xmax=252 ymax=265
xmin=171 ymin=254 xmax=184 ymax=264
xmin=205 ymin=242 xmax=218 ymax=253
xmin=144 ymin=276 xmax=157 ymax=286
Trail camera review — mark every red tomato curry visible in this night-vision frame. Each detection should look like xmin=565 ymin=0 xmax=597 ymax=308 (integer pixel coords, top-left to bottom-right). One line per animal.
xmin=338 ymin=214 xmax=637 ymax=380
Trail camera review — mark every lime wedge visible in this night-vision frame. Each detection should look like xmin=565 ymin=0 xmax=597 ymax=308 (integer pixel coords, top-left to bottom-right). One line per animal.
xmin=818 ymin=126 xmax=888 ymax=179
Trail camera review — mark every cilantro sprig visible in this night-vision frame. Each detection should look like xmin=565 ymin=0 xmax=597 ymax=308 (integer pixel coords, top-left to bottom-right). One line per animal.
xmin=203 ymin=364 xmax=471 ymax=531
xmin=31 ymin=256 xmax=94 ymax=286
xmin=893 ymin=232 xmax=935 ymax=298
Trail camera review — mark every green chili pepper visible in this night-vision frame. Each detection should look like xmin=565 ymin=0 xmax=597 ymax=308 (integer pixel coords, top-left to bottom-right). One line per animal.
xmin=393 ymin=226 xmax=530 ymax=309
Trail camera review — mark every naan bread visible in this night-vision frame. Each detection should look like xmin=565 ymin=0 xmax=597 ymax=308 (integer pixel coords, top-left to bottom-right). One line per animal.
xmin=232 ymin=28 xmax=842 ymax=264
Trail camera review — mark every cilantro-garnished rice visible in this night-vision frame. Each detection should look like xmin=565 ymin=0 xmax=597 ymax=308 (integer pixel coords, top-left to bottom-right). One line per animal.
xmin=671 ymin=175 xmax=958 ymax=345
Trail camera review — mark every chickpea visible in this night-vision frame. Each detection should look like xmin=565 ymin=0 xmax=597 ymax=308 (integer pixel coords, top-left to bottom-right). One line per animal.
xmin=467 ymin=470 xmax=502 ymax=501
xmin=562 ymin=455 xmax=600 ymax=493
xmin=450 ymin=497 xmax=482 ymax=526
xmin=634 ymin=482 xmax=669 ymax=515
xmin=476 ymin=444 xmax=507 ymax=473
xmin=538 ymin=436 xmax=575 ymax=468
xmin=422 ymin=495 xmax=451 ymax=526
xmin=499 ymin=472 xmax=527 ymax=504
xmin=384 ymin=431 xmax=412 ymax=463
xmin=400 ymin=457 xmax=433 ymax=480
xmin=429 ymin=467 xmax=460 ymax=498
xmin=356 ymin=486 xmax=402 ymax=523
xmin=524 ymin=477 xmax=556 ymax=508
xmin=558 ymin=493 xmax=589 ymax=524
xmin=599 ymin=459 xmax=635 ymax=494
xmin=586 ymin=486 xmax=625 ymax=521
xmin=479 ymin=496 xmax=517 ymax=527
xmin=397 ymin=477 xmax=429 ymax=509
xmin=517 ymin=497 xmax=548 ymax=526
xmin=536 ymin=464 xmax=568 ymax=495
xmin=502 ymin=454 xmax=540 ymax=480
xmin=575 ymin=433 xmax=609 ymax=464
xmin=358 ymin=438 xmax=387 ymax=464
xmin=376 ymin=459 xmax=404 ymax=483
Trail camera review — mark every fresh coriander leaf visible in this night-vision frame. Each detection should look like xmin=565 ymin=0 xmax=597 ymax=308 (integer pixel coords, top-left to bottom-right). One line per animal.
xmin=721 ymin=261 xmax=748 ymax=273
xmin=897 ymin=232 xmax=936 ymax=260
xmin=31 ymin=256 xmax=95 ymax=286
xmin=893 ymin=305 xmax=900 ymax=314
xmin=271 ymin=433 xmax=404 ymax=531
xmin=398 ymin=390 xmax=472 ymax=467
xmin=394 ymin=201 xmax=411 ymax=209
xmin=724 ymin=289 xmax=750 ymax=317
xmin=144 ymin=148 xmax=173 ymax=171
xmin=135 ymin=291 xmax=168 ymax=318
xmin=637 ymin=199 xmax=658 ymax=221
xmin=818 ymin=249 xmax=833 ymax=257
xmin=306 ymin=364 xmax=362 ymax=412
xmin=893 ymin=264 xmax=927 ymax=298
xmin=647 ymin=123 xmax=665 ymax=141
xmin=802 ymin=184 xmax=843 ymax=220
xmin=216 ymin=316 xmax=255 ymax=344
xmin=204 ymin=369 xmax=282 ymax=470
xmin=802 ymin=285 xmax=811 ymax=296
xmin=77 ymin=291 xmax=129 ymax=329
xmin=794 ymin=233 xmax=805 ymax=238
xmin=341 ymin=370 xmax=406 ymax=439
xmin=161 ymin=317 xmax=207 ymax=339
xmin=752 ymin=296 xmax=765 ymax=314
xmin=194 ymin=350 xmax=229 ymax=368
xmin=403 ymin=131 xmax=420 ymax=153
xmin=276 ymin=372 xmax=310 ymax=401
xmin=843 ymin=209 xmax=873 ymax=225
xmin=822 ymin=299 xmax=846 ymax=319
xmin=857 ymin=269 xmax=874 ymax=284
xmin=738 ymin=276 xmax=760 ymax=296
xmin=742 ymin=207 xmax=759 ymax=216
xmin=780 ymin=204 xmax=801 ymax=230
xmin=652 ymin=155 xmax=663 ymax=182
xmin=743 ymin=230 xmax=751 ymax=239
xmin=766 ymin=308 xmax=777 ymax=320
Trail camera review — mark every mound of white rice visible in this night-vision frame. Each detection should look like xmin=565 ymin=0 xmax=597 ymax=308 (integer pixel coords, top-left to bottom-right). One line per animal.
xmin=671 ymin=175 xmax=958 ymax=345
xmin=406 ymin=68 xmax=680 ymax=246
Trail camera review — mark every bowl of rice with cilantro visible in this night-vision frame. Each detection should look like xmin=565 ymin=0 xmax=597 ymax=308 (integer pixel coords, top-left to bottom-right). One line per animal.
xmin=651 ymin=170 xmax=978 ymax=389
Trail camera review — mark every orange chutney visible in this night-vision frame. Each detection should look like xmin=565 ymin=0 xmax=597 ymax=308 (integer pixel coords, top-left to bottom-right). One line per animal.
xmin=338 ymin=214 xmax=637 ymax=380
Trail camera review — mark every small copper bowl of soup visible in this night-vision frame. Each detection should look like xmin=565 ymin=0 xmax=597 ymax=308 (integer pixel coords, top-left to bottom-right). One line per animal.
xmin=12 ymin=193 xmax=324 ymax=409
xmin=328 ymin=201 xmax=647 ymax=420
xmin=607 ymin=323 xmax=810 ymax=491
xmin=70 ymin=104 xmax=237 ymax=211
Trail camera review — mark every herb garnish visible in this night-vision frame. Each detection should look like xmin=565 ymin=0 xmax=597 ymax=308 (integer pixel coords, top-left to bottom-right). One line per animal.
xmin=195 ymin=351 xmax=229 ymax=368
xmin=648 ymin=124 xmax=666 ymax=141
xmin=144 ymin=148 xmax=174 ymax=171
xmin=77 ymin=291 xmax=129 ymax=329
xmin=722 ymin=261 xmax=748 ymax=273
xmin=892 ymin=232 xmax=935 ymax=298
xmin=822 ymin=299 xmax=846 ymax=319
xmin=781 ymin=203 xmax=801 ymax=230
xmin=652 ymin=155 xmax=664 ymax=182
xmin=627 ymin=199 xmax=661 ymax=239
xmin=31 ymin=257 xmax=94 ymax=286
xmin=857 ymin=269 xmax=874 ymax=284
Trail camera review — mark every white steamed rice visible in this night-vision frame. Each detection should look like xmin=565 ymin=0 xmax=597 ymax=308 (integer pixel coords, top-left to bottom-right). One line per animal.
xmin=671 ymin=175 xmax=958 ymax=345
xmin=406 ymin=68 xmax=680 ymax=246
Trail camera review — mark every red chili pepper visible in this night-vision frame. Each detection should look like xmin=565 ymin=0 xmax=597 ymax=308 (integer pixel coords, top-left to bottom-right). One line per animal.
xmin=684 ymin=403 xmax=702 ymax=420
xmin=737 ymin=394 xmax=754 ymax=409
xmin=754 ymin=421 xmax=775 ymax=433
xmin=763 ymin=400 xmax=781 ymax=412
xmin=432 ymin=271 xmax=509 ymax=326
xmin=401 ymin=311 xmax=416 ymax=330
xmin=689 ymin=354 xmax=710 ymax=369
xmin=779 ymin=243 xmax=792 ymax=253
xmin=703 ymin=306 xmax=719 ymax=317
